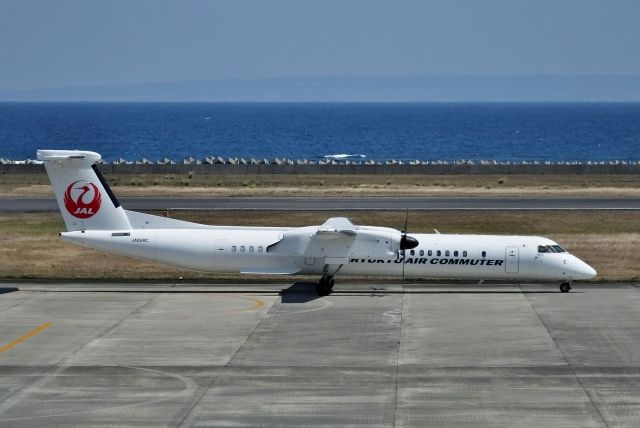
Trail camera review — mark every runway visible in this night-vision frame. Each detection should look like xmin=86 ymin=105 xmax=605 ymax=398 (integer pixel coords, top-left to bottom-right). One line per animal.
xmin=1 ymin=281 xmax=639 ymax=427
xmin=3 ymin=196 xmax=640 ymax=212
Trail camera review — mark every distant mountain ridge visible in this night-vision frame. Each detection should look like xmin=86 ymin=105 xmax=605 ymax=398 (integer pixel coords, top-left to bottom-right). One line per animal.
xmin=1 ymin=75 xmax=639 ymax=102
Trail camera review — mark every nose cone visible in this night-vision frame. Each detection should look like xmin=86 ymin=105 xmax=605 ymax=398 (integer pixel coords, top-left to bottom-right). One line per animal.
xmin=573 ymin=258 xmax=597 ymax=280
xmin=400 ymin=235 xmax=419 ymax=250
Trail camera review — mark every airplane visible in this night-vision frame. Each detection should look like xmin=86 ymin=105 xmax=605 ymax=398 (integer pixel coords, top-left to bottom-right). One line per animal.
xmin=38 ymin=149 xmax=597 ymax=295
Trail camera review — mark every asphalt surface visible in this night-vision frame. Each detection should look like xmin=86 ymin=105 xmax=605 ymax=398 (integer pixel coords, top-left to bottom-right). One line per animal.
xmin=1 ymin=281 xmax=640 ymax=427
xmin=3 ymin=196 xmax=640 ymax=212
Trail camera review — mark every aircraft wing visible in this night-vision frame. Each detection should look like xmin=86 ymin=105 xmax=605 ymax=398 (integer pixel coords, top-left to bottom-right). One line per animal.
xmin=267 ymin=217 xmax=398 ymax=264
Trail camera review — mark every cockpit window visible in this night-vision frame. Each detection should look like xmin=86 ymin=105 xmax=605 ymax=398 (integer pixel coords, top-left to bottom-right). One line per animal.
xmin=538 ymin=245 xmax=566 ymax=254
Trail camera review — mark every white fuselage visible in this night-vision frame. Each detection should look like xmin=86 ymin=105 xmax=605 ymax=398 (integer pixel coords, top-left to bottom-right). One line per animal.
xmin=37 ymin=149 xmax=597 ymax=287
xmin=61 ymin=225 xmax=596 ymax=282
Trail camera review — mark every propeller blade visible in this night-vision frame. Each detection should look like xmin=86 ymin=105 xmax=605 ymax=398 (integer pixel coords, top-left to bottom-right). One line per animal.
xmin=401 ymin=208 xmax=408 ymax=282
xmin=403 ymin=207 xmax=409 ymax=234
xmin=401 ymin=246 xmax=405 ymax=282
xmin=400 ymin=207 xmax=419 ymax=283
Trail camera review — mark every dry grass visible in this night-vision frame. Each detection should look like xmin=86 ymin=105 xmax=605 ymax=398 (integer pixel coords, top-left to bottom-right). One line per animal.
xmin=3 ymin=173 xmax=640 ymax=197
xmin=1 ymin=211 xmax=638 ymax=281
xmin=553 ymin=234 xmax=640 ymax=282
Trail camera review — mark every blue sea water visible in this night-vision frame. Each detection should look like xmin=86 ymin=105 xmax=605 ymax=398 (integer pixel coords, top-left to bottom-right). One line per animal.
xmin=0 ymin=102 xmax=638 ymax=162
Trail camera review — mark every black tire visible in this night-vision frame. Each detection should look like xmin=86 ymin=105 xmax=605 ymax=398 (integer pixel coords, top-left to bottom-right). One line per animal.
xmin=316 ymin=280 xmax=331 ymax=296
xmin=560 ymin=282 xmax=571 ymax=293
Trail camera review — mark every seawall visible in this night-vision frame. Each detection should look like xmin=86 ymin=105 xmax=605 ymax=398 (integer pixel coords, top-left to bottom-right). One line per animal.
xmin=2 ymin=159 xmax=640 ymax=175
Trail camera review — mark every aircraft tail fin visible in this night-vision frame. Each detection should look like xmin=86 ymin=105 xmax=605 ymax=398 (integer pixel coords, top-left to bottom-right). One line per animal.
xmin=37 ymin=150 xmax=132 ymax=232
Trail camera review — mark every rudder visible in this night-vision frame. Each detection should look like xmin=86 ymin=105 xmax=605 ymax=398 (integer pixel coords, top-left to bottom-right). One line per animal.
xmin=37 ymin=149 xmax=131 ymax=231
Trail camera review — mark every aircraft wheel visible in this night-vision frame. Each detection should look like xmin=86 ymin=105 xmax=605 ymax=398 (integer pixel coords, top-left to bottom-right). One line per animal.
xmin=560 ymin=282 xmax=572 ymax=293
xmin=316 ymin=277 xmax=332 ymax=296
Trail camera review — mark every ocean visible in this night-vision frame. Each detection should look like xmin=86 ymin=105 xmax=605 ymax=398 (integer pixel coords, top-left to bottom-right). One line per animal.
xmin=0 ymin=102 xmax=638 ymax=162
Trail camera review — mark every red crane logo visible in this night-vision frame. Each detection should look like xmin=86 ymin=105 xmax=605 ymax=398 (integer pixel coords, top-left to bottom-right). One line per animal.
xmin=64 ymin=181 xmax=102 ymax=219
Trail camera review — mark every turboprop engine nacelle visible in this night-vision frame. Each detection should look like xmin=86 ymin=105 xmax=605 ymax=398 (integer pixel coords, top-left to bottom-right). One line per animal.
xmin=345 ymin=228 xmax=403 ymax=259
xmin=267 ymin=223 xmax=409 ymax=262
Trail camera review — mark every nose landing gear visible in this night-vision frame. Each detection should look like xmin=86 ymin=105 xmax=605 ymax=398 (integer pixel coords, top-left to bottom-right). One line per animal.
xmin=560 ymin=282 xmax=572 ymax=293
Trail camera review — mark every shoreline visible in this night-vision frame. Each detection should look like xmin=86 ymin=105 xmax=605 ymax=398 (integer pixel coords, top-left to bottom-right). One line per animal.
xmin=3 ymin=162 xmax=640 ymax=175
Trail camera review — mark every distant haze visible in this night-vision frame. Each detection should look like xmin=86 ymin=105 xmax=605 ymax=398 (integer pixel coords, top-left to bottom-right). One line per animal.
xmin=0 ymin=0 xmax=639 ymax=101
xmin=0 ymin=76 xmax=639 ymax=102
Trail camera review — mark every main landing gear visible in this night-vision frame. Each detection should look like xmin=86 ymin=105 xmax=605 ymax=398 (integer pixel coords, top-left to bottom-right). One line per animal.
xmin=316 ymin=276 xmax=335 ymax=296
xmin=560 ymin=282 xmax=572 ymax=293
xmin=316 ymin=263 xmax=342 ymax=296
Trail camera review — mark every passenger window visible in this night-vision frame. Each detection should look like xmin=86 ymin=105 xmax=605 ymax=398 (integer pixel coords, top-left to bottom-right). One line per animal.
xmin=258 ymin=246 xmax=263 ymax=253
xmin=240 ymin=246 xmax=245 ymax=252
xmin=249 ymin=246 xmax=254 ymax=252
xmin=454 ymin=251 xmax=459 ymax=257
xmin=419 ymin=250 xmax=424 ymax=256
xmin=428 ymin=250 xmax=432 ymax=256
xmin=410 ymin=250 xmax=415 ymax=256
xmin=445 ymin=250 xmax=450 ymax=256
xmin=232 ymin=246 xmax=237 ymax=252
xmin=482 ymin=251 xmax=486 ymax=258
xmin=437 ymin=250 xmax=441 ymax=256
xmin=463 ymin=251 xmax=467 ymax=257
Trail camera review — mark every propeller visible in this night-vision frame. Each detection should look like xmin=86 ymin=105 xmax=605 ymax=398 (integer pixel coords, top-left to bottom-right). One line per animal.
xmin=399 ymin=208 xmax=419 ymax=282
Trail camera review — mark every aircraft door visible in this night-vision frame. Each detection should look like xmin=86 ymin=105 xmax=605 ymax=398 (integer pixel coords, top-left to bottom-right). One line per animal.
xmin=213 ymin=239 xmax=229 ymax=267
xmin=505 ymin=246 xmax=519 ymax=273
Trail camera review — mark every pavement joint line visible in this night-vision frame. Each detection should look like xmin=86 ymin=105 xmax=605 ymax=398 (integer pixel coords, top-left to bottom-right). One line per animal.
xmin=0 ymin=321 xmax=52 ymax=354
xmin=0 ymin=290 xmax=45 ymax=314
xmin=519 ymin=284 xmax=610 ymax=428
xmin=0 ymin=292 xmax=166 ymax=417
xmin=175 ymin=293 xmax=279 ymax=427
xmin=392 ymin=283 xmax=405 ymax=428
xmin=0 ymin=366 xmax=199 ymax=423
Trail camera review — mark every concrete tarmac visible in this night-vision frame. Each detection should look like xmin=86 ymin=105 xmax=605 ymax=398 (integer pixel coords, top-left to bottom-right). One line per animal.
xmin=1 ymin=281 xmax=639 ymax=427
xmin=3 ymin=196 xmax=640 ymax=212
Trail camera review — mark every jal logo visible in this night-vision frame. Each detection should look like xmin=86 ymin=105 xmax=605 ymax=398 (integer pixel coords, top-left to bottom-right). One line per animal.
xmin=64 ymin=180 xmax=102 ymax=219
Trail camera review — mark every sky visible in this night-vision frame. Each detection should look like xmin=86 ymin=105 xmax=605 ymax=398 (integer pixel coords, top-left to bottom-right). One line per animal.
xmin=0 ymin=0 xmax=639 ymax=91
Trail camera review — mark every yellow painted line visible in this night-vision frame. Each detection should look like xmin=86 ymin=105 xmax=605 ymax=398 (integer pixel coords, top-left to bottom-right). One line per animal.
xmin=0 ymin=322 xmax=53 ymax=354
xmin=228 ymin=296 xmax=265 ymax=313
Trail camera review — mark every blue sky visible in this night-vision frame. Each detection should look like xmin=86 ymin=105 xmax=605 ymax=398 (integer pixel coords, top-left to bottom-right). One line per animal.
xmin=0 ymin=0 xmax=638 ymax=91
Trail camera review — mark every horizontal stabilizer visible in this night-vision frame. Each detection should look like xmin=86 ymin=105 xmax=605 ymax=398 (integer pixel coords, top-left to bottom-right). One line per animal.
xmin=37 ymin=150 xmax=101 ymax=164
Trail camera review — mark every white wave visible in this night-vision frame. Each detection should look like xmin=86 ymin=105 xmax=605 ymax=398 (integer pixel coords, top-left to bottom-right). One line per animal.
xmin=12 ymin=160 xmax=43 ymax=164
xmin=323 ymin=153 xmax=367 ymax=159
